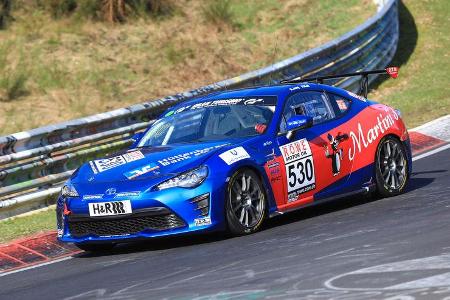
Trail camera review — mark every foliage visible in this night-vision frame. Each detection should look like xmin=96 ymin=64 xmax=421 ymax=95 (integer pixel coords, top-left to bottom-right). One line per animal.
xmin=0 ymin=0 xmax=376 ymax=135
xmin=202 ymin=0 xmax=236 ymax=28
xmin=47 ymin=0 xmax=77 ymax=19
xmin=0 ymin=68 xmax=29 ymax=102
xmin=0 ymin=0 xmax=12 ymax=29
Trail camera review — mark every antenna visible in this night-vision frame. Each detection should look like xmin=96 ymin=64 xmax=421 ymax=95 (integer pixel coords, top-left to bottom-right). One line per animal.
xmin=268 ymin=37 xmax=279 ymax=86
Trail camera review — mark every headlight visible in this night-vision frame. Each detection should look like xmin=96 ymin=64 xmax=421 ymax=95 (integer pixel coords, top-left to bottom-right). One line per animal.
xmin=155 ymin=166 xmax=208 ymax=191
xmin=61 ymin=183 xmax=79 ymax=198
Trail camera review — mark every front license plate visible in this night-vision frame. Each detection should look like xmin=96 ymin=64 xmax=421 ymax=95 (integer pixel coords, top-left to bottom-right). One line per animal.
xmin=88 ymin=200 xmax=132 ymax=217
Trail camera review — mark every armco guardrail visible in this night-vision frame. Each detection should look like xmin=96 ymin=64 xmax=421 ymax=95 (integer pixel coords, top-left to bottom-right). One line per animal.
xmin=0 ymin=0 xmax=398 ymax=219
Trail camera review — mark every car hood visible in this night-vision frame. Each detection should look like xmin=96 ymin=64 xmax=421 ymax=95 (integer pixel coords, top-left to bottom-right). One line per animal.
xmin=72 ymin=141 xmax=230 ymax=185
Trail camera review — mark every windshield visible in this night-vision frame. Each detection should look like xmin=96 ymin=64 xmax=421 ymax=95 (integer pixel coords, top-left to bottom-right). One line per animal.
xmin=138 ymin=96 xmax=277 ymax=147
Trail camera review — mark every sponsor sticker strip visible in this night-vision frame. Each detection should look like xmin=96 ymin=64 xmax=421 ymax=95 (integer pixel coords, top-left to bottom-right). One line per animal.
xmin=158 ymin=144 xmax=227 ymax=166
xmin=194 ymin=217 xmax=211 ymax=227
xmin=167 ymin=96 xmax=277 ymax=115
xmin=124 ymin=163 xmax=160 ymax=179
xmin=219 ymin=147 xmax=250 ymax=165
xmin=90 ymin=150 xmax=145 ymax=173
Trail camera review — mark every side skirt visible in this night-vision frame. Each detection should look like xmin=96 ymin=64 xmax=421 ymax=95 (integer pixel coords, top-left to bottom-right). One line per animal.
xmin=269 ymin=184 xmax=375 ymax=218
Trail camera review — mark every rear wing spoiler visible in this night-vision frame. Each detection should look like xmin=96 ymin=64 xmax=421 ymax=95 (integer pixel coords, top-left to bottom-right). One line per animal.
xmin=280 ymin=67 xmax=399 ymax=98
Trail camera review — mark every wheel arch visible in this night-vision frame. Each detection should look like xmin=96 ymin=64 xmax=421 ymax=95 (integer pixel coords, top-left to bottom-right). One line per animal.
xmin=225 ymin=163 xmax=277 ymax=216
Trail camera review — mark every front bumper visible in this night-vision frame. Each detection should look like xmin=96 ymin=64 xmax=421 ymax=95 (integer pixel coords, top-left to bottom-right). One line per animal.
xmin=57 ymin=182 xmax=226 ymax=244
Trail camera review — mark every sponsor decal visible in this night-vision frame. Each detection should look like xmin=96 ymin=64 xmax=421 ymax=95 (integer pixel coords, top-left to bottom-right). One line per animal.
xmin=158 ymin=144 xmax=227 ymax=166
xmin=91 ymin=150 xmax=145 ymax=173
xmin=280 ymin=139 xmax=312 ymax=164
xmin=83 ymin=194 xmax=103 ymax=200
xmin=267 ymin=161 xmax=279 ymax=169
xmin=105 ymin=188 xmax=117 ymax=196
xmin=171 ymin=96 xmax=277 ymax=115
xmin=194 ymin=217 xmax=212 ymax=226
xmin=280 ymin=139 xmax=316 ymax=200
xmin=219 ymin=147 xmax=250 ymax=165
xmin=115 ymin=191 xmax=140 ymax=198
xmin=243 ymin=98 xmax=263 ymax=105
xmin=289 ymin=84 xmax=310 ymax=91
xmin=324 ymin=133 xmax=349 ymax=176
xmin=89 ymin=161 xmax=98 ymax=174
xmin=164 ymin=110 xmax=175 ymax=117
xmin=124 ymin=163 xmax=160 ymax=179
xmin=348 ymin=110 xmax=398 ymax=161
xmin=263 ymin=140 xmax=272 ymax=146
xmin=123 ymin=150 xmax=145 ymax=162
xmin=386 ymin=66 xmax=399 ymax=79
xmin=347 ymin=91 xmax=367 ymax=102
xmin=88 ymin=200 xmax=132 ymax=217
xmin=287 ymin=185 xmax=315 ymax=202
xmin=270 ymin=166 xmax=282 ymax=183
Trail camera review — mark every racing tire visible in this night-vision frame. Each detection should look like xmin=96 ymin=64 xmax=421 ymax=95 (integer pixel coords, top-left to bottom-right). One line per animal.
xmin=226 ymin=168 xmax=267 ymax=235
xmin=75 ymin=243 xmax=115 ymax=253
xmin=375 ymin=136 xmax=409 ymax=197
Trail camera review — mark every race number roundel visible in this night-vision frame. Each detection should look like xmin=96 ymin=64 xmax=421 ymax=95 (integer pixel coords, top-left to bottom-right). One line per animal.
xmin=280 ymin=139 xmax=316 ymax=202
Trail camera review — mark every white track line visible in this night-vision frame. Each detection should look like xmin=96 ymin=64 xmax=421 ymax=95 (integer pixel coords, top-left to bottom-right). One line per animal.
xmin=1 ymin=142 xmax=449 ymax=278
xmin=413 ymin=143 xmax=450 ymax=162
xmin=0 ymin=256 xmax=73 ymax=277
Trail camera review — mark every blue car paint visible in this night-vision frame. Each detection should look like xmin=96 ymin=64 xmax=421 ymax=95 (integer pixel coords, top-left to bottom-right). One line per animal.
xmin=57 ymin=83 xmax=409 ymax=244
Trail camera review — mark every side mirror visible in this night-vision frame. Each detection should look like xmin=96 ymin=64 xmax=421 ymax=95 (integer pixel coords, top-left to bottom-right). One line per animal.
xmin=130 ymin=132 xmax=144 ymax=148
xmin=286 ymin=115 xmax=313 ymax=139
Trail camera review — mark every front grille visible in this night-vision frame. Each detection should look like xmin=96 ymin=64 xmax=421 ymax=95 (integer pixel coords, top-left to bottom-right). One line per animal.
xmin=68 ymin=212 xmax=185 ymax=238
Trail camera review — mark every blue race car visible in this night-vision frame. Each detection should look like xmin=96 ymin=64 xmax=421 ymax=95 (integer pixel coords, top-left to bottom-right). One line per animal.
xmin=57 ymin=69 xmax=411 ymax=252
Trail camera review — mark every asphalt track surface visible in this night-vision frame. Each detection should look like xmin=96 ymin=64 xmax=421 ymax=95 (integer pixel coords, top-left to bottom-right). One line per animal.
xmin=1 ymin=148 xmax=450 ymax=300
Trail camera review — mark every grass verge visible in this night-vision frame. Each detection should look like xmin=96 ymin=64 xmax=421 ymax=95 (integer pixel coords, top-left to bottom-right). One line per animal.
xmin=0 ymin=0 xmax=375 ymax=135
xmin=0 ymin=208 xmax=55 ymax=244
xmin=369 ymin=0 xmax=450 ymax=128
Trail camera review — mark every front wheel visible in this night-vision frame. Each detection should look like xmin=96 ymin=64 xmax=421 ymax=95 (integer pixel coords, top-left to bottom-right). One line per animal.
xmin=375 ymin=136 xmax=409 ymax=197
xmin=226 ymin=169 xmax=267 ymax=235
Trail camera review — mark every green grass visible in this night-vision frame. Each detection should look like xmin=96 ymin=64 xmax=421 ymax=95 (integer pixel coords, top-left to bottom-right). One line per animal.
xmin=0 ymin=0 xmax=375 ymax=135
xmin=369 ymin=0 xmax=450 ymax=128
xmin=0 ymin=208 xmax=56 ymax=244
xmin=202 ymin=0 xmax=236 ymax=28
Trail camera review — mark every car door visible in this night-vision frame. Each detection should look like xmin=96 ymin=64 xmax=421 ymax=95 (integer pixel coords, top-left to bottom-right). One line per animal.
xmin=275 ymin=90 xmax=354 ymax=211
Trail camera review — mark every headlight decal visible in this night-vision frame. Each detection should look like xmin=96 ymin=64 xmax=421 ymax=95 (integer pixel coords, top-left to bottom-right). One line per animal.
xmin=155 ymin=166 xmax=208 ymax=191
xmin=61 ymin=184 xmax=79 ymax=198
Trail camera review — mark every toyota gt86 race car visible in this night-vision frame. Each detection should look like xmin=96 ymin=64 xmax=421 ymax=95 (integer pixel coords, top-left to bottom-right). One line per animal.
xmin=57 ymin=68 xmax=411 ymax=252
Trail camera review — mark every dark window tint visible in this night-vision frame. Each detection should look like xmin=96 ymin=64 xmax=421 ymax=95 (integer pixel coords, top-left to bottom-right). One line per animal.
xmin=280 ymin=91 xmax=335 ymax=132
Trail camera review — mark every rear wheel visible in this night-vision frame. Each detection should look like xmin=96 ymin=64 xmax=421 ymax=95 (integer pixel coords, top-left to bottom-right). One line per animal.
xmin=75 ymin=243 xmax=115 ymax=253
xmin=375 ymin=136 xmax=409 ymax=197
xmin=226 ymin=169 xmax=267 ymax=235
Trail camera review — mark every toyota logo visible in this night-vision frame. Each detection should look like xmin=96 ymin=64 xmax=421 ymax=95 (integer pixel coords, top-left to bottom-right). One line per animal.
xmin=105 ymin=188 xmax=117 ymax=195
